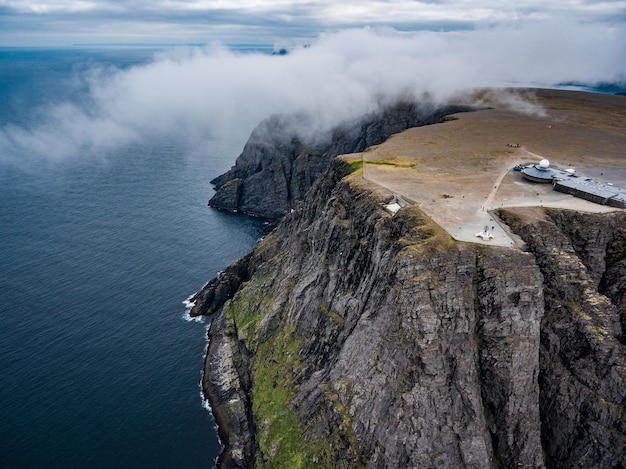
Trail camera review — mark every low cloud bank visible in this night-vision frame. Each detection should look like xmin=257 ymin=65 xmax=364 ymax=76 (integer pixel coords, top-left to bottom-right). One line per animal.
xmin=1 ymin=19 xmax=625 ymax=166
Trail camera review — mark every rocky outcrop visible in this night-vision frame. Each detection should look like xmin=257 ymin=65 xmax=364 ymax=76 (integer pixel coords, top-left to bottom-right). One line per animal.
xmin=498 ymin=208 xmax=626 ymax=469
xmin=197 ymin=123 xmax=626 ymax=467
xmin=198 ymin=159 xmax=626 ymax=467
xmin=202 ymin=310 xmax=254 ymax=469
xmin=208 ymin=102 xmax=471 ymax=219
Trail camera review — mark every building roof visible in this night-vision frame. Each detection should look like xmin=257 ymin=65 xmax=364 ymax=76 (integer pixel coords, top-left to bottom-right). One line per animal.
xmin=555 ymin=177 xmax=626 ymax=201
xmin=522 ymin=165 xmax=556 ymax=182
xmin=521 ymin=160 xmax=626 ymax=207
xmin=384 ymin=202 xmax=402 ymax=215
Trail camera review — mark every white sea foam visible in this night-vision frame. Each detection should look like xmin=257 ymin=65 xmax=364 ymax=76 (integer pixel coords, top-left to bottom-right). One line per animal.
xmin=199 ymin=378 xmax=224 ymax=451
xmin=198 ymin=328 xmax=225 ymax=454
xmin=183 ymin=295 xmax=196 ymax=309
xmin=182 ymin=310 xmax=204 ymax=323
xmin=181 ymin=294 xmax=205 ymax=322
xmin=199 ymin=379 xmax=214 ymax=413
xmin=199 ymin=326 xmax=215 ymax=415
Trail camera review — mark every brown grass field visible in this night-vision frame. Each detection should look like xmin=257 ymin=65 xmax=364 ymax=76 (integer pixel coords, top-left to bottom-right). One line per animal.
xmin=344 ymin=88 xmax=626 ymax=247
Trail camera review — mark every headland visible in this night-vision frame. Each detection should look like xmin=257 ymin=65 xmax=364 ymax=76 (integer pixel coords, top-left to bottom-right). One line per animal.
xmin=196 ymin=88 xmax=626 ymax=469
xmin=348 ymin=89 xmax=626 ymax=247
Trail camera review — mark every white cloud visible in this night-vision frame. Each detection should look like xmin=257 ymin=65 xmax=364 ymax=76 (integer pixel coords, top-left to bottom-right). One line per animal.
xmin=2 ymin=0 xmax=626 ymax=46
xmin=1 ymin=21 xmax=625 ymax=166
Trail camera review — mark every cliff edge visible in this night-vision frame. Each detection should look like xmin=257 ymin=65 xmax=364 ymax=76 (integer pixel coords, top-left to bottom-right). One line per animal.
xmin=195 ymin=158 xmax=626 ymax=468
xmin=194 ymin=92 xmax=626 ymax=468
xmin=208 ymin=102 xmax=471 ymax=219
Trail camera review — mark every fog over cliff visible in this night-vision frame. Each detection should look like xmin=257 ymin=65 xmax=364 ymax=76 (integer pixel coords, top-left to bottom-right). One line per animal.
xmin=1 ymin=20 xmax=625 ymax=166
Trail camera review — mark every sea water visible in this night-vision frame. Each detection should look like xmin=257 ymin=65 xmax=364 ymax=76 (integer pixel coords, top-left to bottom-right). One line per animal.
xmin=0 ymin=48 xmax=263 ymax=467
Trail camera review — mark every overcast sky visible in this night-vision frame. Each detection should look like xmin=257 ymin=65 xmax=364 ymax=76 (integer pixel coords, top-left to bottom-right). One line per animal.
xmin=2 ymin=1 xmax=626 ymax=167
xmin=2 ymin=0 xmax=626 ymax=46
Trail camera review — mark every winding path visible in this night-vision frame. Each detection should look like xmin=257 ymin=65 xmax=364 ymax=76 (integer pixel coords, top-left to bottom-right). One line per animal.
xmin=484 ymin=159 xmax=519 ymax=210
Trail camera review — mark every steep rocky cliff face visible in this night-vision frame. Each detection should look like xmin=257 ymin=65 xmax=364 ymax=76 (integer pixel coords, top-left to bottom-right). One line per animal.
xmin=498 ymin=208 xmax=626 ymax=468
xmin=208 ymin=102 xmax=471 ymax=219
xmin=193 ymin=158 xmax=626 ymax=468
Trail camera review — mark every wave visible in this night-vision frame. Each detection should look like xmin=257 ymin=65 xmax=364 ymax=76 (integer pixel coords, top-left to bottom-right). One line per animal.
xmin=181 ymin=294 xmax=204 ymax=323
xmin=198 ymin=326 xmax=225 ymax=461
xmin=198 ymin=378 xmax=225 ymax=464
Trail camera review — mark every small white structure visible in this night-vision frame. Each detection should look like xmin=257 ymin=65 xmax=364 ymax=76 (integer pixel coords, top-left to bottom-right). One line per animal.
xmin=384 ymin=202 xmax=402 ymax=215
xmin=475 ymin=226 xmax=495 ymax=241
xmin=384 ymin=195 xmax=408 ymax=215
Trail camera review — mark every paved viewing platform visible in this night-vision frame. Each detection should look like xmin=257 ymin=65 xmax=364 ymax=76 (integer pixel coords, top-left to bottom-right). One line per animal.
xmin=350 ymin=89 xmax=626 ymax=248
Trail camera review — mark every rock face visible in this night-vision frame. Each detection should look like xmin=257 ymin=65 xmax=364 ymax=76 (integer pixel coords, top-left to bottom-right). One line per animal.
xmin=208 ymin=102 xmax=471 ymax=219
xmin=195 ymin=126 xmax=626 ymax=468
xmin=498 ymin=208 xmax=626 ymax=468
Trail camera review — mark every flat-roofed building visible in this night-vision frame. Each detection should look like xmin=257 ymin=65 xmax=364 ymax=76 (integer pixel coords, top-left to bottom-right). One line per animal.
xmin=521 ymin=160 xmax=626 ymax=209
xmin=554 ymin=179 xmax=616 ymax=204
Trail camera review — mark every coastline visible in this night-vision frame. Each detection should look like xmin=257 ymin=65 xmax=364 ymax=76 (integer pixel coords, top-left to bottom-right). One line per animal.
xmin=202 ymin=323 xmax=230 ymax=468
xmin=197 ymin=89 xmax=626 ymax=467
xmin=201 ymin=309 xmax=256 ymax=468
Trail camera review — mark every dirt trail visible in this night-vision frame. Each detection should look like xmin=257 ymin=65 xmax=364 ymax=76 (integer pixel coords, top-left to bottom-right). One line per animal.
xmin=357 ymin=100 xmax=626 ymax=248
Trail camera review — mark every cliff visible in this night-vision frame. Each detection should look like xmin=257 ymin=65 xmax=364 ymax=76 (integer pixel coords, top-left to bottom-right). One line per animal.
xmin=193 ymin=157 xmax=626 ymax=468
xmin=208 ymin=102 xmax=471 ymax=219
xmin=498 ymin=208 xmax=626 ymax=468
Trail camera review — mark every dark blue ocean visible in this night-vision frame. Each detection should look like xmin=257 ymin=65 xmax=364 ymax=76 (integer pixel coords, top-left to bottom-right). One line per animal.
xmin=0 ymin=48 xmax=263 ymax=467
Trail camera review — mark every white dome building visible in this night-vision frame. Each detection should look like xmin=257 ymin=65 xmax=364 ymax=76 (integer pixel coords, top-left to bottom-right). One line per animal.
xmin=522 ymin=159 xmax=556 ymax=183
